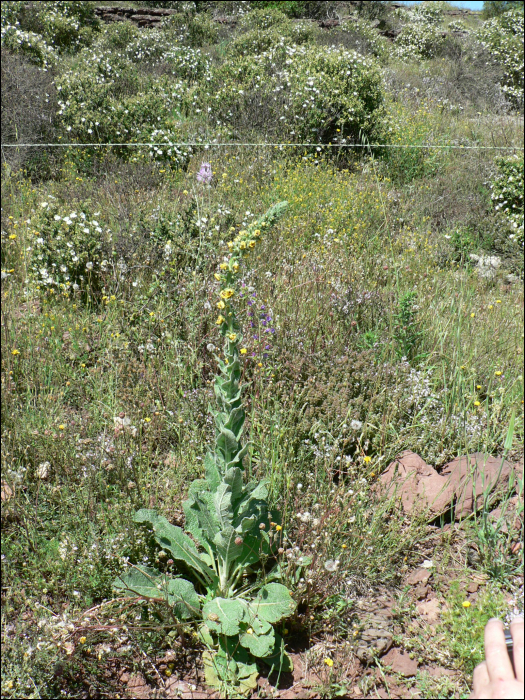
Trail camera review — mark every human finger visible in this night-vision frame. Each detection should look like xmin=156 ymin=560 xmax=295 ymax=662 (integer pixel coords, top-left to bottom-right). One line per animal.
xmin=470 ymin=661 xmax=490 ymax=698
xmin=485 ymin=618 xmax=514 ymax=682
xmin=510 ymin=615 xmax=524 ymax=683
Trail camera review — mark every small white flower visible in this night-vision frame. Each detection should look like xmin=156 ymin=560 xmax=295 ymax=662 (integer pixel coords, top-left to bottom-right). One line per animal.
xmin=324 ymin=559 xmax=340 ymax=572
xmin=37 ymin=462 xmax=50 ymax=479
xmin=85 ymin=262 xmax=93 ymax=270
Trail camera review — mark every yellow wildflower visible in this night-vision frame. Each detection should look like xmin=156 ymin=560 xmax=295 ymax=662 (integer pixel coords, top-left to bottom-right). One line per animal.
xmin=216 ymin=315 xmax=225 ymax=325
xmin=9 ymin=234 xmax=17 ymax=240
xmin=253 ymin=230 xmax=261 ymax=237
xmin=495 ymin=371 xmax=502 ymax=376
xmin=462 ymin=601 xmax=471 ymax=608
xmin=220 ymin=263 xmax=228 ymax=270
xmin=239 ymin=241 xmax=246 ymax=250
xmin=220 ymin=288 xmax=234 ymax=300
xmin=228 ymin=333 xmax=237 ymax=342
xmin=58 ymin=424 xmax=65 ymax=430
xmin=275 ymin=525 xmax=282 ymax=531
xmin=248 ymin=240 xmax=256 ymax=248
xmin=324 ymin=658 xmax=334 ymax=667
xmin=217 ymin=300 xmax=225 ymax=310
xmin=11 ymin=349 xmax=20 ymax=355
xmin=214 ymin=273 xmax=222 ymax=281
xmin=363 ymin=456 xmax=371 ymax=464
xmin=232 ymin=262 xmax=239 ymax=272
xmin=240 ymin=348 xmax=247 ymax=354
xmin=79 ymin=637 xmax=87 ymax=644
xmin=474 ymin=401 xmax=481 ymax=407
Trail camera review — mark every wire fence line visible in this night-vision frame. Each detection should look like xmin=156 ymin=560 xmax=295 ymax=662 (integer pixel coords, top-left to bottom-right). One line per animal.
xmin=1 ymin=141 xmax=524 ymax=150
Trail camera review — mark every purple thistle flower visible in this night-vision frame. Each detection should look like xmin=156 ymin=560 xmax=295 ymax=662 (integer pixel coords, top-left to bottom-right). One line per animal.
xmin=196 ymin=162 xmax=213 ymax=184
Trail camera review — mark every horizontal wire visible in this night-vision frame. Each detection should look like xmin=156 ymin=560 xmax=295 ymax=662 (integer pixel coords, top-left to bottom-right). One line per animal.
xmin=1 ymin=142 xmax=523 ymax=150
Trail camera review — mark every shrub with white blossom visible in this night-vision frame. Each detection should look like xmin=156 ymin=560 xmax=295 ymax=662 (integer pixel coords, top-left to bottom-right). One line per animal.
xmin=490 ymin=154 xmax=524 ymax=244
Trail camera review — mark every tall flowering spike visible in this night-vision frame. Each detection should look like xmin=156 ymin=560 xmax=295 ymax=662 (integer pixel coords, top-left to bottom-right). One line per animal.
xmin=207 ymin=201 xmax=288 ymax=483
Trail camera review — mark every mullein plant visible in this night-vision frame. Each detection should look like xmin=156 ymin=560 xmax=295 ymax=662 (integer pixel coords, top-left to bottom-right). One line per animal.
xmin=114 ymin=201 xmax=292 ymax=696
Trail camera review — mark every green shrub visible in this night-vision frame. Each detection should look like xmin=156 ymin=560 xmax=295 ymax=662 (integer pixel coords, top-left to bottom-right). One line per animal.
xmin=333 ymin=18 xmax=389 ymax=59
xmin=204 ymin=44 xmax=384 ymax=144
xmin=238 ymin=5 xmax=289 ymax=29
xmin=476 ymin=9 xmax=524 ymax=104
xmin=28 ymin=200 xmax=110 ymax=298
xmin=490 ymin=154 xmax=524 ymax=244
xmin=187 ymin=12 xmax=219 ymax=46
xmin=394 ymin=21 xmax=446 ymax=60
xmin=226 ymin=19 xmax=317 ymax=57
xmin=55 ymin=47 xmax=196 ymax=166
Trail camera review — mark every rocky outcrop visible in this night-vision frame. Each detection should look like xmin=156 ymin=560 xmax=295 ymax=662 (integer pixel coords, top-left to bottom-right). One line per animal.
xmin=377 ymin=450 xmax=519 ymax=521
xmin=94 ymin=6 xmax=179 ymax=28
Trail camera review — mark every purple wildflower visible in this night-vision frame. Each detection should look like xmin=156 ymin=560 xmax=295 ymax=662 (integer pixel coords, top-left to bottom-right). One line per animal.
xmin=196 ymin=162 xmax=213 ymax=184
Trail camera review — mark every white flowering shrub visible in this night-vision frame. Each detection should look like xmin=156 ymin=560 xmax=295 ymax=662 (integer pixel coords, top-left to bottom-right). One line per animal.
xmin=447 ymin=19 xmax=470 ymax=33
xmin=336 ymin=18 xmax=389 ymax=59
xmin=55 ymin=43 xmax=199 ymax=166
xmin=411 ymin=3 xmax=443 ymax=25
xmin=490 ymin=154 xmax=524 ymax=244
xmin=1 ymin=1 xmax=98 ymax=67
xmin=476 ymin=10 xmax=524 ymax=104
xmin=29 ymin=202 xmax=109 ymax=296
xmin=1 ymin=24 xmax=57 ymax=67
xmin=394 ymin=20 xmax=445 ymax=61
xmin=226 ymin=19 xmax=316 ymax=57
xmin=203 ymin=43 xmax=384 ymax=144
xmin=238 ymin=6 xmax=289 ymax=30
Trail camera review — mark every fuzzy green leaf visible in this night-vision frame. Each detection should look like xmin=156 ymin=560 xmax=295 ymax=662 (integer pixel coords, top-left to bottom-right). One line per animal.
xmin=260 ymin=632 xmax=294 ymax=673
xmin=239 ymin=624 xmax=275 ymax=658
xmin=223 ymin=467 xmax=244 ymax=506
xmin=203 ymin=597 xmax=247 ymax=636
xmin=113 ymin=566 xmax=200 ymax=619
xmin=213 ymin=526 xmax=244 ymax=567
xmin=251 ymin=583 xmax=297 ymax=623
xmin=133 ymin=509 xmax=217 ymax=586
xmin=214 ymin=482 xmax=234 ymax=528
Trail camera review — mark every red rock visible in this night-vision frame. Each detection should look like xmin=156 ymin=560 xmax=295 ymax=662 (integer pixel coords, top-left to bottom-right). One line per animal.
xmin=378 ymin=451 xmax=454 ymax=516
xmin=379 ymin=451 xmax=515 ymax=521
xmin=126 ymin=673 xmax=151 ymax=699
xmin=423 ymin=666 xmax=456 ymax=678
xmin=416 ymin=598 xmax=441 ymax=624
xmin=414 ymin=583 xmax=429 ymax=600
xmin=467 ymin=581 xmax=479 ymax=593
xmin=441 ymin=453 xmax=512 ymax=519
xmin=406 ymin=568 xmax=432 ymax=586
xmin=382 ymin=648 xmax=419 ymax=677
xmin=489 ymin=495 xmax=521 ymax=534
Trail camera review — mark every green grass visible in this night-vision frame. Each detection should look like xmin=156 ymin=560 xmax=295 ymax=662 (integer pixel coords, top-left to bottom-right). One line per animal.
xmin=1 ymin=4 xmax=524 ymax=698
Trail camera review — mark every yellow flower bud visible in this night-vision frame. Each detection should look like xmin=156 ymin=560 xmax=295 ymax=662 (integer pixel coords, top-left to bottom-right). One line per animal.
xmin=228 ymin=333 xmax=237 ymax=342
xmin=217 ymin=300 xmax=225 ymax=310
xmin=239 ymin=241 xmax=246 ymax=250
xmin=248 ymin=240 xmax=256 ymax=249
xmin=214 ymin=273 xmax=221 ymax=281
xmin=220 ymin=263 xmax=228 ymax=270
xmin=216 ymin=315 xmax=225 ymax=325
